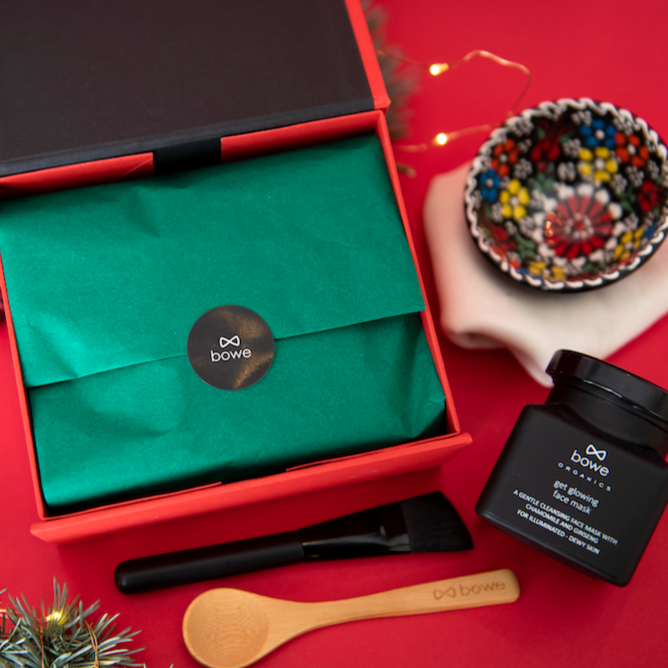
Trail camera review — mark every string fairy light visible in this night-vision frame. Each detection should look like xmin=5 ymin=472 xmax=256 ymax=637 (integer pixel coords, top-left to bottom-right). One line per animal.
xmin=45 ymin=608 xmax=65 ymax=624
xmin=377 ymin=49 xmax=532 ymax=152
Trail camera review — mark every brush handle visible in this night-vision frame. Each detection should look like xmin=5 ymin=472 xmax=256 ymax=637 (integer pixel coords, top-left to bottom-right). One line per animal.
xmin=115 ymin=533 xmax=304 ymax=594
xmin=301 ymin=569 xmax=519 ymax=629
xmin=116 ymin=492 xmax=473 ymax=595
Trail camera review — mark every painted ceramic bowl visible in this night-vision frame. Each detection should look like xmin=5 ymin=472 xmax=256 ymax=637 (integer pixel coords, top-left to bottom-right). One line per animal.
xmin=464 ymin=98 xmax=668 ymax=291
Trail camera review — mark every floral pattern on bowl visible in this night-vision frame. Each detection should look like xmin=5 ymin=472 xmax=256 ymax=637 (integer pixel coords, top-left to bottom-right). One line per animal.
xmin=464 ymin=98 xmax=668 ymax=291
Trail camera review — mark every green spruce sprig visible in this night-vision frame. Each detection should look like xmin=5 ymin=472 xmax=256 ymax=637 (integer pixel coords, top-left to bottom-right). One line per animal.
xmin=362 ymin=0 xmax=417 ymax=141
xmin=0 ymin=581 xmax=143 ymax=668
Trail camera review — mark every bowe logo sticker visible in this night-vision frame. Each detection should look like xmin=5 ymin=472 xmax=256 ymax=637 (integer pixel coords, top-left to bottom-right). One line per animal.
xmin=210 ymin=335 xmax=252 ymax=362
xmin=187 ymin=305 xmax=274 ymax=390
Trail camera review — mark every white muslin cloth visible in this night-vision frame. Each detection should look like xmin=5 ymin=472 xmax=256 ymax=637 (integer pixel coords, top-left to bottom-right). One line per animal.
xmin=423 ymin=163 xmax=668 ymax=386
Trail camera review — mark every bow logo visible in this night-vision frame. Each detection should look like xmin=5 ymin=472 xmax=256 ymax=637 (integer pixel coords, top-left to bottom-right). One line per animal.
xmin=433 ymin=587 xmax=457 ymax=600
xmin=586 ymin=444 xmax=607 ymax=461
xmin=219 ymin=335 xmax=240 ymax=349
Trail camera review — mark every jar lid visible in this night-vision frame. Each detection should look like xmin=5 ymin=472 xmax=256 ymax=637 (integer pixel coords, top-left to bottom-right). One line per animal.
xmin=547 ymin=350 xmax=668 ymax=424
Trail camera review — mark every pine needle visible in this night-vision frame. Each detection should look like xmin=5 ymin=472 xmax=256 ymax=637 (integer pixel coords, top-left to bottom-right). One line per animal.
xmin=0 ymin=581 xmax=145 ymax=668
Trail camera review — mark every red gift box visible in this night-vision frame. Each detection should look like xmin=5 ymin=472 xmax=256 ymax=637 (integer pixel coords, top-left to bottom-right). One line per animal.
xmin=0 ymin=0 xmax=470 ymax=545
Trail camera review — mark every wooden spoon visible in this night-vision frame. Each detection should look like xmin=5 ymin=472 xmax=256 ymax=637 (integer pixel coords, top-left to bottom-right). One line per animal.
xmin=183 ymin=568 xmax=519 ymax=668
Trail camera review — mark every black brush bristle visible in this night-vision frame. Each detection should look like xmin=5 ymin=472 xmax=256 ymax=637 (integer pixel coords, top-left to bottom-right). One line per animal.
xmin=400 ymin=492 xmax=473 ymax=552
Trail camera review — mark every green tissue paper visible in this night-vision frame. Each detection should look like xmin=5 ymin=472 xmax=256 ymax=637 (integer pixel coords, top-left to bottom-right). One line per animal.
xmin=0 ymin=134 xmax=446 ymax=513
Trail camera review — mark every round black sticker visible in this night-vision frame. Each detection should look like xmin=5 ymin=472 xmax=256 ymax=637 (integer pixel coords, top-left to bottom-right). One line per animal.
xmin=187 ymin=305 xmax=275 ymax=390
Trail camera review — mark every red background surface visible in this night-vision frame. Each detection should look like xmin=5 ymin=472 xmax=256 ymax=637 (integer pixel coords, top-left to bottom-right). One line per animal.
xmin=2 ymin=0 xmax=668 ymax=666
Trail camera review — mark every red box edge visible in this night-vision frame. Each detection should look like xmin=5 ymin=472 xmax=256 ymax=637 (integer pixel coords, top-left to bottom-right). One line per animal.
xmin=343 ymin=0 xmax=391 ymax=111
xmin=219 ymin=111 xmax=380 ymax=161
xmin=0 ymin=115 xmax=381 ymax=201
xmin=373 ymin=114 xmax=461 ymax=436
xmin=0 ymin=258 xmax=46 ymax=518
xmin=31 ymin=434 xmax=471 ymax=544
xmin=0 ymin=154 xmax=155 ymax=200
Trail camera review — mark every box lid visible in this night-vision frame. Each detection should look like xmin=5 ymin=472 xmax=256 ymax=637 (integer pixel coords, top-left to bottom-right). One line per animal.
xmin=0 ymin=0 xmax=377 ymax=177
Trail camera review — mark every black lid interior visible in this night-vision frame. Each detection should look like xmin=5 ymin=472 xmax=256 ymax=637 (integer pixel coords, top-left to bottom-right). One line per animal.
xmin=0 ymin=0 xmax=373 ymax=176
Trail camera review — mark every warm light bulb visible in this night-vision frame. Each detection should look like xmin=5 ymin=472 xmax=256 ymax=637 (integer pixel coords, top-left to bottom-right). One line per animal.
xmin=46 ymin=610 xmax=65 ymax=624
xmin=429 ymin=63 xmax=449 ymax=76
xmin=386 ymin=49 xmax=531 ymax=156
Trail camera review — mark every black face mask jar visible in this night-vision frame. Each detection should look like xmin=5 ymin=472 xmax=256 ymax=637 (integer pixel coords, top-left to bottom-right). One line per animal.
xmin=476 ymin=349 xmax=668 ymax=586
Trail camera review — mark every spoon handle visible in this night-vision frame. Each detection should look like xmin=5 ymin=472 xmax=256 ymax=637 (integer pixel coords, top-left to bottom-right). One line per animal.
xmin=305 ymin=569 xmax=519 ymax=628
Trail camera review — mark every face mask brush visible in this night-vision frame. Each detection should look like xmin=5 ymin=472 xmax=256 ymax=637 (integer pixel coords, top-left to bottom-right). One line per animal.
xmin=115 ymin=492 xmax=473 ymax=594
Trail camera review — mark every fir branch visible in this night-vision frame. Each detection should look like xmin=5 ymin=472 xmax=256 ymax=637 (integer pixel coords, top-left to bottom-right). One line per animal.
xmin=362 ymin=0 xmax=417 ymax=140
xmin=0 ymin=581 xmax=144 ymax=668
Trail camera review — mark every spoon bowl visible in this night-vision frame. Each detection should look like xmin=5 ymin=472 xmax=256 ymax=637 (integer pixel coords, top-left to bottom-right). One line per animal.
xmin=184 ymin=589 xmax=272 ymax=668
xmin=183 ymin=569 xmax=520 ymax=668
